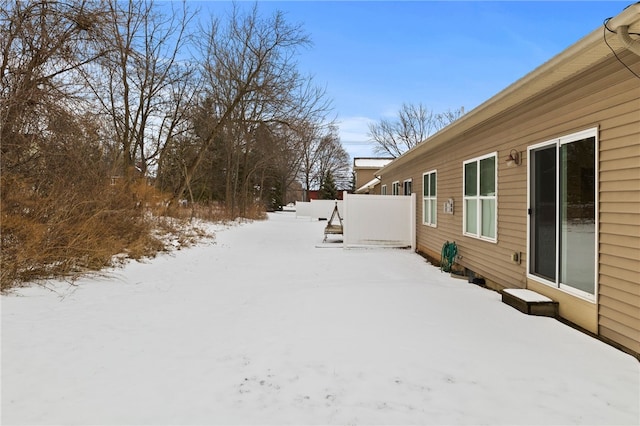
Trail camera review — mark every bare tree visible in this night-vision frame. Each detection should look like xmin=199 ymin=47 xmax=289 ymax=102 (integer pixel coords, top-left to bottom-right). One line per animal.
xmin=154 ymin=60 xmax=200 ymax=186
xmin=368 ymin=103 xmax=464 ymax=158
xmin=0 ymin=1 xmax=167 ymax=288
xmin=172 ymin=3 xmax=330 ymax=207
xmin=84 ymin=0 xmax=195 ymax=180
xmin=297 ymin=122 xmax=323 ymax=201
xmin=314 ymin=125 xmax=350 ymax=192
xmin=1 ymin=0 xmax=106 ymax=172
xmin=265 ymin=124 xmax=307 ymax=206
xmin=296 ymin=123 xmax=350 ymax=200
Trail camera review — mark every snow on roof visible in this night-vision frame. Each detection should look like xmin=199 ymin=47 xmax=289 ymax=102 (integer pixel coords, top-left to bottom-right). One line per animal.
xmin=353 ymin=158 xmax=393 ymax=169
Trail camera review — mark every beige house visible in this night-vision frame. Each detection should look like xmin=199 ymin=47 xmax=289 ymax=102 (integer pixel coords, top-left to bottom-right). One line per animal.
xmin=353 ymin=157 xmax=393 ymax=194
xmin=377 ymin=4 xmax=640 ymax=357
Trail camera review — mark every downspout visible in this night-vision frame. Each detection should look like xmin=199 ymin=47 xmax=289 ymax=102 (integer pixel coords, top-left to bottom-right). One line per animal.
xmin=617 ymin=25 xmax=640 ymax=56
xmin=606 ymin=3 xmax=640 ymax=57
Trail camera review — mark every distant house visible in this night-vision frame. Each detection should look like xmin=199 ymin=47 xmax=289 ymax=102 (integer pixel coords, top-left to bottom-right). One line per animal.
xmin=377 ymin=4 xmax=640 ymax=357
xmin=353 ymin=157 xmax=394 ymax=194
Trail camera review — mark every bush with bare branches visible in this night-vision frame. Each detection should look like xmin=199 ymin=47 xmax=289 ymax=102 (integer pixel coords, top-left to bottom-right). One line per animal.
xmin=0 ymin=0 xmax=335 ymax=290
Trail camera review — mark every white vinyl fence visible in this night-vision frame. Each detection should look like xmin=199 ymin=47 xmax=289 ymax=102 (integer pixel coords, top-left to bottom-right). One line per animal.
xmin=295 ymin=199 xmax=343 ymax=220
xmin=294 ymin=201 xmax=313 ymax=218
xmin=342 ymin=192 xmax=416 ymax=249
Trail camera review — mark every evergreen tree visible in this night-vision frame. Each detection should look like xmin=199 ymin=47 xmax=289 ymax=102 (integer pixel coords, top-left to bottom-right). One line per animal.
xmin=319 ymin=171 xmax=338 ymax=199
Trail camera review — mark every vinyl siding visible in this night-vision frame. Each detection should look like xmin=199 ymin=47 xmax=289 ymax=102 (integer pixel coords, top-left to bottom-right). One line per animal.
xmin=379 ymin=53 xmax=639 ymax=354
xmin=354 ymin=168 xmax=377 ymax=191
xmin=597 ymin=56 xmax=640 ymax=354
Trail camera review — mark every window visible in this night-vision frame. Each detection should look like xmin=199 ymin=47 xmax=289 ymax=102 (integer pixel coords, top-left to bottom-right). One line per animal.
xmin=423 ymin=171 xmax=437 ymax=226
xmin=463 ymin=153 xmax=497 ymax=241
xmin=392 ymin=181 xmax=400 ymax=195
xmin=381 ymin=184 xmax=387 ymax=195
xmin=403 ymin=179 xmax=412 ymax=196
xmin=529 ymin=128 xmax=597 ymax=299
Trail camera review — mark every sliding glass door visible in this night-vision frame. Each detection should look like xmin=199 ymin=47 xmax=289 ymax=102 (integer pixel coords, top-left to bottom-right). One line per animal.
xmin=529 ymin=129 xmax=597 ymax=299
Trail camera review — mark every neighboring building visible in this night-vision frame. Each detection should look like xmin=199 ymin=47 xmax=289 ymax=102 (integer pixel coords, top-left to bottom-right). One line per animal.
xmin=306 ymin=189 xmax=344 ymax=201
xmin=353 ymin=157 xmax=393 ymax=194
xmin=377 ymin=4 xmax=640 ymax=357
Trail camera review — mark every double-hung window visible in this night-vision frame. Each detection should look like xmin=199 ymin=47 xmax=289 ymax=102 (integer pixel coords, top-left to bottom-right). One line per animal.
xmin=403 ymin=179 xmax=412 ymax=196
xmin=381 ymin=184 xmax=387 ymax=195
xmin=423 ymin=171 xmax=437 ymax=226
xmin=463 ymin=153 xmax=497 ymax=241
xmin=392 ymin=181 xmax=400 ymax=195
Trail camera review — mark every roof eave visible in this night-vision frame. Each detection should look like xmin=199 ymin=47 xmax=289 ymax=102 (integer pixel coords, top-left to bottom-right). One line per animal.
xmin=379 ymin=4 xmax=640 ymax=176
xmin=355 ymin=177 xmax=381 ymax=194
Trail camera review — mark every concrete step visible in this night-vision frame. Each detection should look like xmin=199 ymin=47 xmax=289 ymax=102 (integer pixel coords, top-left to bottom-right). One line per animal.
xmin=501 ymin=289 xmax=559 ymax=318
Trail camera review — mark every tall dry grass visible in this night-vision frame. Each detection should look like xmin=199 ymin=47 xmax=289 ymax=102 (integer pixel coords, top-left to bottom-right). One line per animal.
xmin=1 ymin=175 xmax=156 ymax=290
xmin=1 ymin=174 xmax=268 ymax=291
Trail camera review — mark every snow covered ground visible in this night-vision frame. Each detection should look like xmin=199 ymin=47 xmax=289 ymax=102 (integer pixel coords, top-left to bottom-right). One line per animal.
xmin=2 ymin=211 xmax=639 ymax=425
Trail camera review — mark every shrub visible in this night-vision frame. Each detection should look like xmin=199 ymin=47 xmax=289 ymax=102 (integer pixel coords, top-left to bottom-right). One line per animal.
xmin=0 ymin=174 xmax=162 ymax=290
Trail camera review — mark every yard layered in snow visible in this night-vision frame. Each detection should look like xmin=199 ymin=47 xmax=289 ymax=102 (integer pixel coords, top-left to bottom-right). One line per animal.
xmin=2 ymin=212 xmax=639 ymax=425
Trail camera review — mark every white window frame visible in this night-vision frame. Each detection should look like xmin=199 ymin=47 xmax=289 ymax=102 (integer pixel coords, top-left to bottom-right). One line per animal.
xmin=463 ymin=152 xmax=498 ymax=242
xmin=403 ymin=178 xmax=412 ymax=196
xmin=526 ymin=127 xmax=599 ymax=302
xmin=422 ymin=170 xmax=437 ymax=227
xmin=381 ymin=184 xmax=387 ymax=195
xmin=392 ymin=181 xmax=400 ymax=195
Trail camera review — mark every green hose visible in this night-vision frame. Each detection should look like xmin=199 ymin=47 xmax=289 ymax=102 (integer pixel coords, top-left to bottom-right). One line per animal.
xmin=441 ymin=241 xmax=458 ymax=273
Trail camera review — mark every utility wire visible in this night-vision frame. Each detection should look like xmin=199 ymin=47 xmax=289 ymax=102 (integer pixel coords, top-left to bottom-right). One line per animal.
xmin=603 ymin=17 xmax=640 ymax=80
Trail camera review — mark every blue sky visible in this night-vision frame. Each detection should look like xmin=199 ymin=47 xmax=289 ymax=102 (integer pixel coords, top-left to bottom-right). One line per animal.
xmin=198 ymin=1 xmax=632 ymax=159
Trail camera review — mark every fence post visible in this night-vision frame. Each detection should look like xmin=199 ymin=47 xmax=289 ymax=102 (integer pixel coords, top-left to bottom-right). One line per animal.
xmin=410 ymin=193 xmax=417 ymax=251
xmin=343 ymin=191 xmax=349 ymax=247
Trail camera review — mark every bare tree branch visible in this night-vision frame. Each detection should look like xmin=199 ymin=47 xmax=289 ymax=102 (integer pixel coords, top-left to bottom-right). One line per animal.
xmin=368 ymin=103 xmax=465 ymax=158
xmin=171 ymin=3 xmax=331 ymax=206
